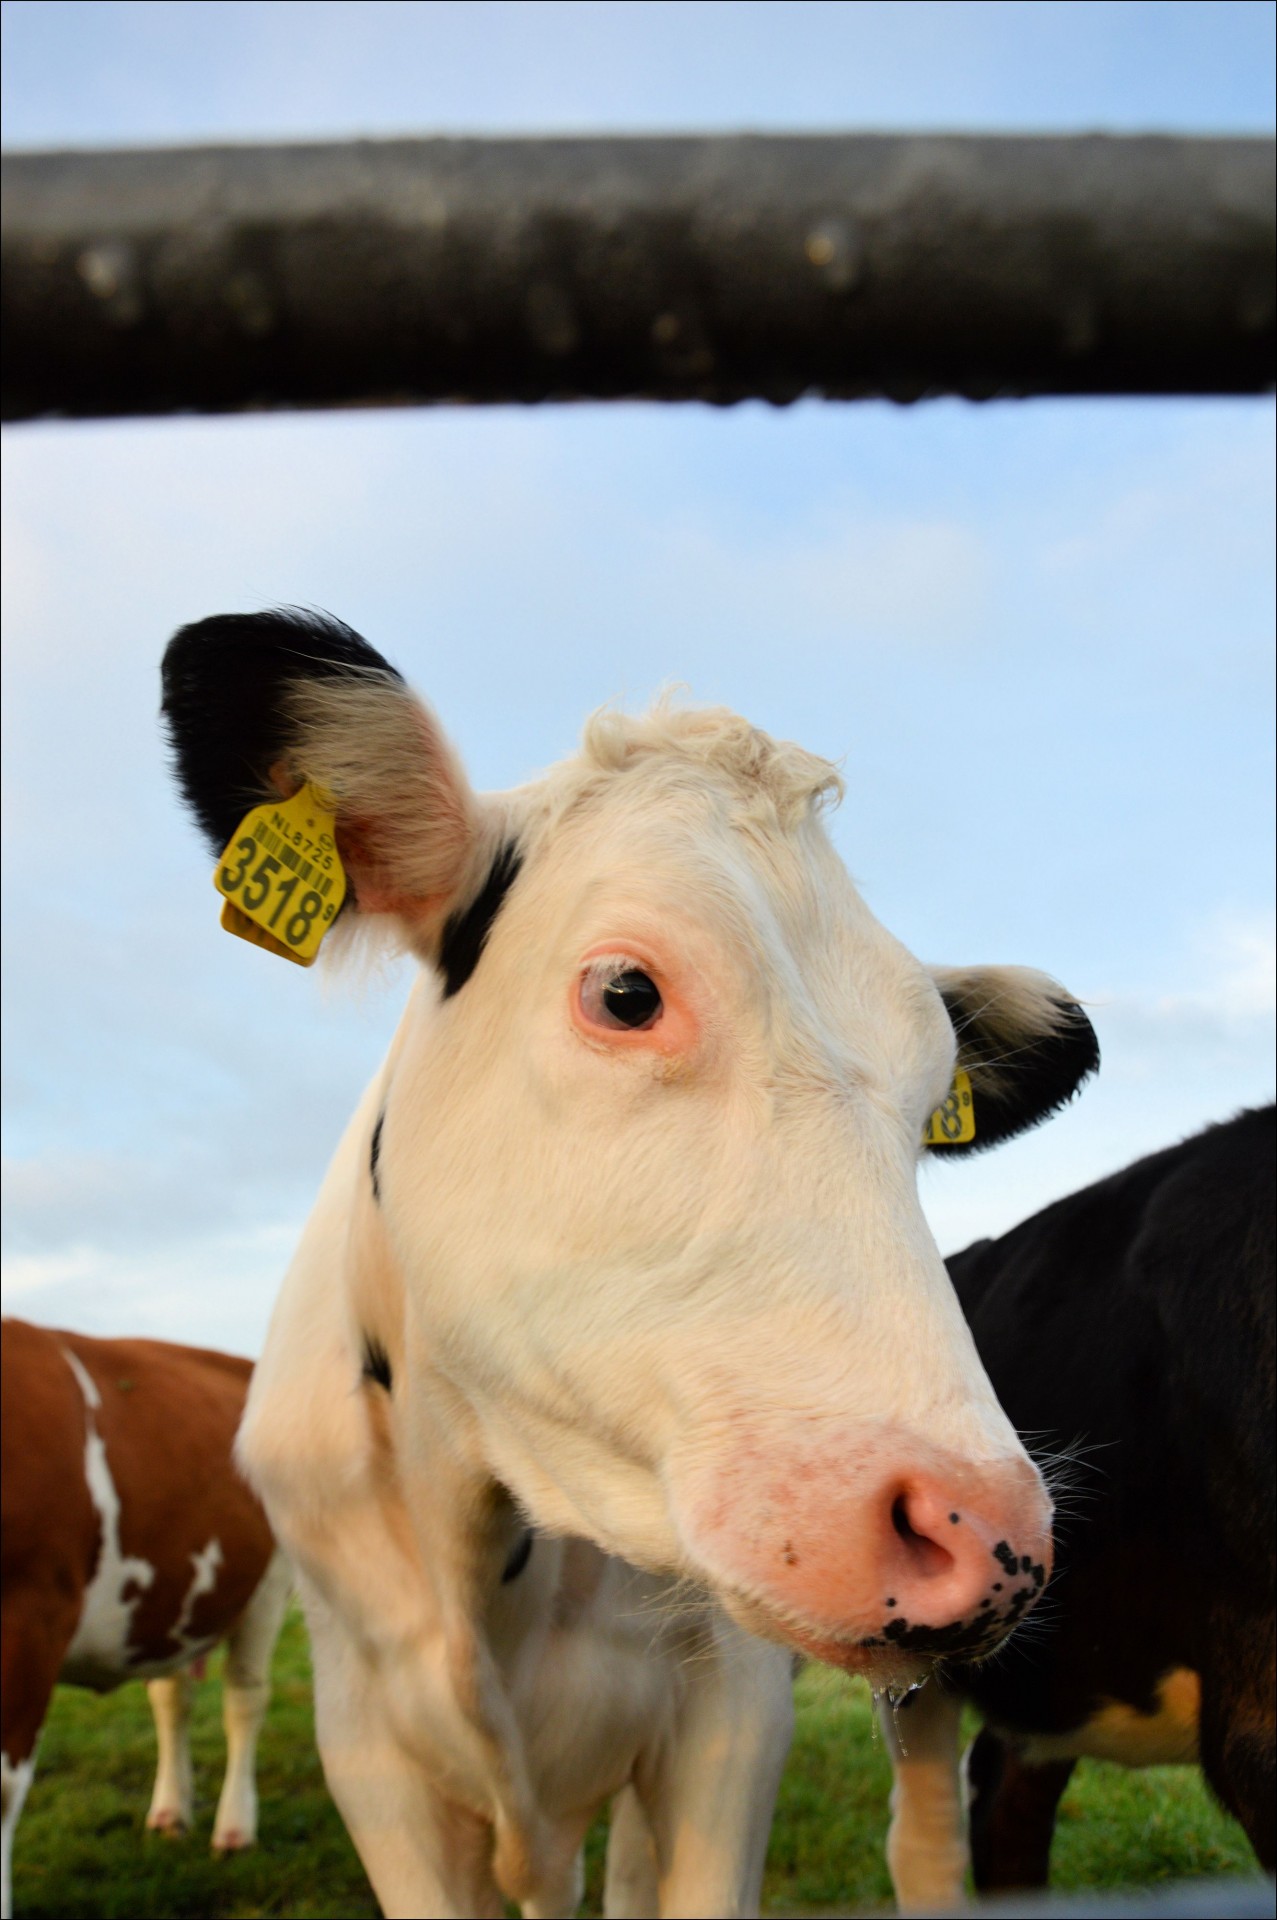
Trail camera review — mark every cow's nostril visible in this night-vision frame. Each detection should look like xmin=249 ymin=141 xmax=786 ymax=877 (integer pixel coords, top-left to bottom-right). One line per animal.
xmin=889 ymin=1489 xmax=955 ymax=1580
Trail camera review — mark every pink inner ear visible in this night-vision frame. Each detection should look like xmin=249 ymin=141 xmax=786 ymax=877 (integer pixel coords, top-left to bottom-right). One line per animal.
xmin=334 ymin=816 xmax=391 ymax=911
xmin=334 ymin=815 xmax=455 ymax=924
xmin=286 ymin=679 xmax=480 ymax=934
xmin=351 ymin=883 xmax=453 ymax=922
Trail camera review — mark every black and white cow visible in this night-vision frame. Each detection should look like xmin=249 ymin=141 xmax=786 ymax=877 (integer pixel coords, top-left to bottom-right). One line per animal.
xmin=881 ymin=1106 xmax=1275 ymax=1906
xmin=162 ymin=608 xmax=1100 ymax=1918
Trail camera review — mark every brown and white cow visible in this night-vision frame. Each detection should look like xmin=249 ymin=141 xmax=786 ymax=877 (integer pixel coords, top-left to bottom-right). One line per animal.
xmin=162 ymin=609 xmax=1099 ymax=1918
xmin=0 ymin=1319 xmax=291 ymax=1918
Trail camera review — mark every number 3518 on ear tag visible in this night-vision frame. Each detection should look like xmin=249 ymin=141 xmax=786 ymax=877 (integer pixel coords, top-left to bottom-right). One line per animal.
xmin=923 ymin=1068 xmax=976 ymax=1146
xmin=214 ymin=784 xmax=347 ymax=966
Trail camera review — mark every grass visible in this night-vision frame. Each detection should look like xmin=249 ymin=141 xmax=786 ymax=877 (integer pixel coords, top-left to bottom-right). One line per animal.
xmin=13 ymin=1611 xmax=1257 ymax=1918
xmin=764 ymin=1667 xmax=1256 ymax=1914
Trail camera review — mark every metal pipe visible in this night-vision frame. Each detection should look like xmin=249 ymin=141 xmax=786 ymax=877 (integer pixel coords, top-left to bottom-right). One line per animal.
xmin=3 ymin=133 xmax=1273 ymax=422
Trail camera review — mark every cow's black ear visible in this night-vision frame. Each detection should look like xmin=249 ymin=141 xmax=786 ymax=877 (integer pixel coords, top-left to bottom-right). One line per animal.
xmin=928 ymin=965 xmax=1099 ymax=1155
xmin=161 ymin=608 xmax=404 ymax=857
xmin=162 ymin=609 xmax=493 ymax=959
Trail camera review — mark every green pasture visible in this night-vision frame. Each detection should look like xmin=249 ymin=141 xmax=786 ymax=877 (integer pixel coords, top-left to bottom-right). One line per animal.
xmin=14 ymin=1610 xmax=1255 ymax=1918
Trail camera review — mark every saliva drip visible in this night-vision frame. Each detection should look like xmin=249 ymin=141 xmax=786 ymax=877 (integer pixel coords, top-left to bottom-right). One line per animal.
xmin=886 ymin=1684 xmax=909 ymax=1757
xmin=880 ymin=1676 xmax=929 ymax=1758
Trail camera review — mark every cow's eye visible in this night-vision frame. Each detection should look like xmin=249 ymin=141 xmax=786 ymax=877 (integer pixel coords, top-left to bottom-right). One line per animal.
xmin=579 ymin=963 xmax=663 ymax=1032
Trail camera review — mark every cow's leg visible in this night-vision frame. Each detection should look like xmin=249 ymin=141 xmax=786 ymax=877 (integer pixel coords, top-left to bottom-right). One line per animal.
xmin=211 ymin=1550 xmax=292 ymax=1853
xmin=1199 ymin=1625 xmax=1276 ymax=1873
xmin=636 ymin=1622 xmax=792 ymax=1918
xmin=965 ymin=1727 xmax=1073 ymax=1893
xmin=879 ymin=1680 xmax=968 ymax=1912
xmin=604 ymin=1783 xmax=659 ymax=1918
xmin=1 ymin=1604 xmax=67 ymax=1920
xmin=519 ymin=1836 xmax=586 ymax=1920
xmin=1 ymin=1752 xmax=36 ymax=1920
xmin=146 ymin=1672 xmax=195 ymax=1834
xmin=304 ymin=1583 xmax=504 ymax=1919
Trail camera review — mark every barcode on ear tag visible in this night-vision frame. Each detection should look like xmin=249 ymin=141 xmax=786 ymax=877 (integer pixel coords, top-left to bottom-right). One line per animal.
xmin=213 ymin=782 xmax=347 ymax=965
xmin=923 ymin=1068 xmax=976 ymax=1146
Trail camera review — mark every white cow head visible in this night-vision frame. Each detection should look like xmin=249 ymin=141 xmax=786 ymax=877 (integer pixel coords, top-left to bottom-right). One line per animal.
xmin=163 ymin=610 xmax=1098 ymax=1680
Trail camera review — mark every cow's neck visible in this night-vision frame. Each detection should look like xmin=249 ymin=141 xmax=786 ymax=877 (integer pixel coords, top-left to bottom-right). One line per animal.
xmin=407 ymin=1379 xmax=568 ymax=1901
xmin=348 ymin=1185 xmax=557 ymax=1900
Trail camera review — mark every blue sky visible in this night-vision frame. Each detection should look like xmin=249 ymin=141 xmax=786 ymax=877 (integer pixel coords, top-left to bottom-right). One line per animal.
xmin=2 ymin=1 xmax=1274 ymax=1356
xmin=3 ymin=2 xmax=1274 ymax=144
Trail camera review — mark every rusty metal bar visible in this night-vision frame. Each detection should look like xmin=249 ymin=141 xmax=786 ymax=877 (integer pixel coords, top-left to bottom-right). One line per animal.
xmin=2 ymin=133 xmax=1273 ymax=422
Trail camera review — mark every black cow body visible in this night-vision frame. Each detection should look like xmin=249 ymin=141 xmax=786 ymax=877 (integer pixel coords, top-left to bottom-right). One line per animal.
xmin=940 ymin=1107 xmax=1275 ymax=1889
xmin=952 ymin=1105 xmax=1267 ymax=1881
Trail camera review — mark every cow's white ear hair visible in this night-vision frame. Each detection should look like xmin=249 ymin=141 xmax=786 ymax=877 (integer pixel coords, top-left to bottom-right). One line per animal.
xmin=930 ymin=965 xmax=1070 ymax=1095
xmin=286 ymin=671 xmax=497 ymax=965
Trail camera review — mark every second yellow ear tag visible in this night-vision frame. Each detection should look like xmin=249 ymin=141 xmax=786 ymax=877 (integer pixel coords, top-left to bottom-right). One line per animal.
xmin=214 ymin=783 xmax=347 ymax=966
xmin=923 ymin=1068 xmax=976 ymax=1146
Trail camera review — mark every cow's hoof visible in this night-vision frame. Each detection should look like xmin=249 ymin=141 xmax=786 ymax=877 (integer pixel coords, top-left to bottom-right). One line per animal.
xmin=212 ymin=1829 xmax=254 ymax=1854
xmin=146 ymin=1809 xmax=188 ymax=1837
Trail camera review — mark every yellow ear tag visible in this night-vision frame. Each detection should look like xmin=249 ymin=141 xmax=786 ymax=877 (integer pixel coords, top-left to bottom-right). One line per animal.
xmin=923 ymin=1067 xmax=976 ymax=1146
xmin=213 ymin=783 xmax=347 ymax=967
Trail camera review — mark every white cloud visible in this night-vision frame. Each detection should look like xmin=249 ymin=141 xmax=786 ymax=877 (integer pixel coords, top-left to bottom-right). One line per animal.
xmin=1152 ymin=909 xmax=1276 ymax=1027
xmin=1087 ymin=908 xmax=1277 ymax=1088
xmin=1 ymin=1244 xmax=102 ymax=1298
xmin=1 ymin=1223 xmax=300 ymax=1358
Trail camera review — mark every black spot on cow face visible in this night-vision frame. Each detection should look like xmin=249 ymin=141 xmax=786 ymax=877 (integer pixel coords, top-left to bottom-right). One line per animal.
xmin=501 ymin=1530 xmax=534 ymax=1585
xmin=882 ymin=1613 xmax=1012 ymax=1660
xmin=369 ymin=1112 xmax=385 ymax=1202
xmin=438 ymin=842 xmax=523 ymax=998
xmin=873 ymin=1542 xmax=1052 ymax=1662
xmin=361 ymin=1334 xmax=393 ymax=1392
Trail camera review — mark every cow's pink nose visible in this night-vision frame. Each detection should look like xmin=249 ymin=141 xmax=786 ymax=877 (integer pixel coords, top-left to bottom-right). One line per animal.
xmin=670 ymin=1424 xmax=1053 ymax=1663
xmin=874 ymin=1476 xmax=1045 ymax=1639
xmin=818 ymin=1465 xmax=1053 ymax=1661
